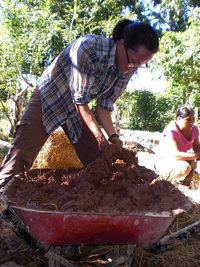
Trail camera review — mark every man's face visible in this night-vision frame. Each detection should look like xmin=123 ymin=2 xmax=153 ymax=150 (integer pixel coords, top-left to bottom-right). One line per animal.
xmin=116 ymin=39 xmax=155 ymax=73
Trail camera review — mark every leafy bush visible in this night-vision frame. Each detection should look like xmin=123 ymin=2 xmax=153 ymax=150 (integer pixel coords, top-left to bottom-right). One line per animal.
xmin=0 ymin=119 xmax=12 ymax=141
xmin=116 ymin=90 xmax=176 ymax=132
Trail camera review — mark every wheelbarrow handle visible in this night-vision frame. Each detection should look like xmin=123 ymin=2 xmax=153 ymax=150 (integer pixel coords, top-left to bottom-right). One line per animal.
xmin=0 ymin=193 xmax=8 ymax=214
xmin=0 ymin=193 xmax=48 ymax=254
xmin=144 ymin=220 xmax=200 ymax=253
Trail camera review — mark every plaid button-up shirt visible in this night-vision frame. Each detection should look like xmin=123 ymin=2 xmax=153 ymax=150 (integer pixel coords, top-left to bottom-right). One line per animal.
xmin=38 ymin=34 xmax=133 ymax=143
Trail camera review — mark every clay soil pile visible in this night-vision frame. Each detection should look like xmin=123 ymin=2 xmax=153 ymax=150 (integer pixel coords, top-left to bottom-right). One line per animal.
xmin=4 ymin=144 xmax=190 ymax=214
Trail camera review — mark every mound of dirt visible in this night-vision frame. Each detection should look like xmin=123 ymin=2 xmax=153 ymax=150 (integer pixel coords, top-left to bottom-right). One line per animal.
xmin=4 ymin=145 xmax=190 ymax=214
xmin=1 ymin=144 xmax=200 ymax=267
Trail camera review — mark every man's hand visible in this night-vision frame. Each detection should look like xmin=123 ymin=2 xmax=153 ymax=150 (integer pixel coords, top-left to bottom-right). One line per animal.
xmin=109 ymin=136 xmax=123 ymax=146
xmin=108 ymin=134 xmax=123 ymax=148
xmin=94 ymin=129 xmax=110 ymax=153
xmin=191 ymin=160 xmax=197 ymax=169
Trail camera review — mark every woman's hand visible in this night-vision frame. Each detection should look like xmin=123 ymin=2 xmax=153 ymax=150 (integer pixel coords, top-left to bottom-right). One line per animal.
xmin=191 ymin=160 xmax=197 ymax=169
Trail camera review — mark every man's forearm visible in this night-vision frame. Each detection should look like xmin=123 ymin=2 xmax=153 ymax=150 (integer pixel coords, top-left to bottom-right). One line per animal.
xmin=75 ymin=104 xmax=105 ymax=139
xmin=96 ymin=105 xmax=117 ymax=137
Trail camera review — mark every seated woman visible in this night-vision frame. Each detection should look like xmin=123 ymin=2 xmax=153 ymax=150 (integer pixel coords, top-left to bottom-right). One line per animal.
xmin=154 ymin=104 xmax=200 ymax=186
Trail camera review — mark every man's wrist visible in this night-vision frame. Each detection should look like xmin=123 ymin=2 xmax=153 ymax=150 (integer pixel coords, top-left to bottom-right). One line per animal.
xmin=94 ymin=129 xmax=107 ymax=144
xmin=94 ymin=128 xmax=101 ymax=138
xmin=108 ymin=133 xmax=119 ymax=142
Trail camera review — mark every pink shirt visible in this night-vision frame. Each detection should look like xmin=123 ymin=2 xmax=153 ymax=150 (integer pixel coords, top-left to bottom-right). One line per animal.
xmin=163 ymin=121 xmax=199 ymax=152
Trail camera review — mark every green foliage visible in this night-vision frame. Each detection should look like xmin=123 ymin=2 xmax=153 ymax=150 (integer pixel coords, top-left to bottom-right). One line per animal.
xmin=0 ymin=0 xmax=134 ymax=137
xmin=153 ymin=8 xmax=200 ymax=105
xmin=0 ymin=0 xmax=200 ymax=139
xmin=116 ymin=89 xmax=175 ymax=132
xmin=158 ymin=0 xmax=198 ymax=31
xmin=0 ymin=0 xmax=60 ymax=135
xmin=0 ymin=119 xmax=12 ymax=141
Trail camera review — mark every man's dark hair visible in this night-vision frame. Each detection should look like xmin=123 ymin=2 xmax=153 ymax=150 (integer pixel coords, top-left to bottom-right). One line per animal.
xmin=112 ymin=19 xmax=159 ymax=53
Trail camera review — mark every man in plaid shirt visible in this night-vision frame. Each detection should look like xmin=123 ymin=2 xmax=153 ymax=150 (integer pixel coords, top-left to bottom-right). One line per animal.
xmin=0 ymin=19 xmax=159 ymax=191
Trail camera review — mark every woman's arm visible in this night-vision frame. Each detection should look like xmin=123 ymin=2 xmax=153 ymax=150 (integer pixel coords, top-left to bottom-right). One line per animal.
xmin=169 ymin=136 xmax=200 ymax=160
xmin=193 ymin=136 xmax=200 ymax=153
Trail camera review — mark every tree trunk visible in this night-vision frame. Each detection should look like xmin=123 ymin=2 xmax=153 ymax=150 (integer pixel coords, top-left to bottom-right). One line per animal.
xmin=186 ymin=86 xmax=190 ymax=105
xmin=195 ymin=107 xmax=198 ymax=123
xmin=11 ymin=87 xmax=28 ymax=136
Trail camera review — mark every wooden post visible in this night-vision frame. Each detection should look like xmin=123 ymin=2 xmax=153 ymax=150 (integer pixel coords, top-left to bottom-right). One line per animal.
xmin=195 ymin=107 xmax=198 ymax=124
xmin=113 ymin=104 xmax=120 ymax=135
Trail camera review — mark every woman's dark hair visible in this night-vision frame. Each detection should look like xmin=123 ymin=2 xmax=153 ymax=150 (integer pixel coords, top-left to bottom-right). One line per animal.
xmin=176 ymin=104 xmax=195 ymax=119
xmin=112 ymin=19 xmax=159 ymax=53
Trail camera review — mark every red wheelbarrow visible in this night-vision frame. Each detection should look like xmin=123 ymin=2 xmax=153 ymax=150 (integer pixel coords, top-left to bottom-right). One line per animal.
xmin=0 ymin=169 xmax=199 ymax=267
xmin=1 ymin=195 xmax=193 ymax=267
